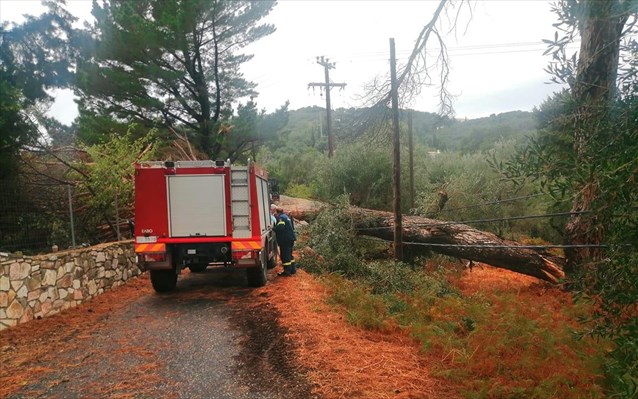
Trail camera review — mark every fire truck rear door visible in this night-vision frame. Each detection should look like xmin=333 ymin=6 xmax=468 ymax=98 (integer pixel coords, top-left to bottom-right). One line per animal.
xmin=167 ymin=174 xmax=226 ymax=237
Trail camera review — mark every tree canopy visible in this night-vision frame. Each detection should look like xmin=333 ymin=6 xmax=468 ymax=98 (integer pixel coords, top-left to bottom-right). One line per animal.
xmin=0 ymin=1 xmax=76 ymax=177
xmin=499 ymin=1 xmax=638 ymax=394
xmin=76 ymin=0 xmax=276 ymax=157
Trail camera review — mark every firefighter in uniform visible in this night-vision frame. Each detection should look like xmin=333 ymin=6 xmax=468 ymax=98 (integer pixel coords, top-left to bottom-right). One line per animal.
xmin=273 ymin=207 xmax=296 ymax=276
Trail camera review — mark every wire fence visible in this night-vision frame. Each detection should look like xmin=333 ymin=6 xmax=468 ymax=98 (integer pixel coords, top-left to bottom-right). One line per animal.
xmin=0 ymin=180 xmax=129 ymax=255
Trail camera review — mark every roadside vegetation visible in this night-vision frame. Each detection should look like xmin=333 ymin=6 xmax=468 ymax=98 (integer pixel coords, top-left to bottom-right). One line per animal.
xmin=298 ymin=198 xmax=608 ymax=399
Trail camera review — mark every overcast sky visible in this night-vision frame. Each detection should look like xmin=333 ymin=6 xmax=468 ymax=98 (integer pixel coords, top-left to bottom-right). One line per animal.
xmin=1 ymin=0 xmax=571 ymax=124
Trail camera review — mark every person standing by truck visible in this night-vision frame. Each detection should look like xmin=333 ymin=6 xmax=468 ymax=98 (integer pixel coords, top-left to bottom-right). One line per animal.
xmin=273 ymin=207 xmax=296 ymax=276
xmin=270 ymin=204 xmax=278 ymax=226
xmin=270 ymin=204 xmax=279 ymax=259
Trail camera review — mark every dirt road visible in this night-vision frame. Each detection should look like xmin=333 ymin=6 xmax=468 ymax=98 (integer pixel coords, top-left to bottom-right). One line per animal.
xmin=0 ymin=268 xmax=315 ymax=399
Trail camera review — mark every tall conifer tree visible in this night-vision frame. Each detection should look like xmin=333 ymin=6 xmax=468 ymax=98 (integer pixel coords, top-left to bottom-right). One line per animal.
xmin=76 ymin=0 xmax=276 ymax=157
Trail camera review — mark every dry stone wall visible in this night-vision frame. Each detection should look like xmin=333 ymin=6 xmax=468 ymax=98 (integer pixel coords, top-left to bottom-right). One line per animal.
xmin=0 ymin=241 xmax=140 ymax=331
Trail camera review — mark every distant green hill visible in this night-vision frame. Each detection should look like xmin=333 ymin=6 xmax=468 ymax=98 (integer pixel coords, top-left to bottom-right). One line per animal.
xmin=418 ymin=110 xmax=538 ymax=152
xmin=283 ymin=107 xmax=537 ymax=153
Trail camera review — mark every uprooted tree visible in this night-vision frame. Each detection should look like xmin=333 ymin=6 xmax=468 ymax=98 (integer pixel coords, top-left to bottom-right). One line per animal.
xmin=280 ymin=196 xmax=565 ymax=284
xmin=349 ymin=208 xmax=565 ymax=284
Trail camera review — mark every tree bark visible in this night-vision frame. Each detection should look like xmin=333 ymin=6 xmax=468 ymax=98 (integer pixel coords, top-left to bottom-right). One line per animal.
xmin=564 ymin=1 xmax=630 ymax=274
xmin=347 ymin=208 xmax=565 ymax=284
xmin=277 ymin=197 xmax=565 ymax=284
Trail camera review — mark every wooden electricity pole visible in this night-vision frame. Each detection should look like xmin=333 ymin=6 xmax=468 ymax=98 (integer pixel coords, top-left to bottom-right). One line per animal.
xmin=389 ymin=39 xmax=403 ymax=261
xmin=308 ymin=56 xmax=346 ymax=158
xmin=408 ymin=111 xmax=415 ymax=210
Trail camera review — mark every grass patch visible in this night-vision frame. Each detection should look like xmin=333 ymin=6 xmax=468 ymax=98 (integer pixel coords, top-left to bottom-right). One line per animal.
xmin=322 ymin=274 xmax=390 ymax=331
xmin=301 ymin=202 xmax=609 ymax=398
xmin=311 ymin=262 xmax=608 ymax=398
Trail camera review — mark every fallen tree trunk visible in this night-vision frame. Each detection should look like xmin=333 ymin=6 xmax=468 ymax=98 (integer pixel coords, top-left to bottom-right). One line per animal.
xmin=348 ymin=208 xmax=565 ymax=284
xmin=275 ymin=196 xmax=565 ymax=284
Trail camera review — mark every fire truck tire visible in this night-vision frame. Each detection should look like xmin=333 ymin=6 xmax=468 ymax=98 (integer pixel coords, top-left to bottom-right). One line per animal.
xmin=246 ymin=252 xmax=268 ymax=287
xmin=188 ymin=264 xmax=208 ymax=273
xmin=266 ymin=237 xmax=277 ymax=269
xmin=150 ymin=270 xmax=177 ymax=292
xmin=267 ymin=255 xmax=276 ymax=269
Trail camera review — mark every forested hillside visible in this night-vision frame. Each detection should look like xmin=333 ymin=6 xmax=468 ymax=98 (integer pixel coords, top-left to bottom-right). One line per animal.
xmin=283 ymin=107 xmax=537 ymax=152
xmin=259 ymin=107 xmax=554 ymax=243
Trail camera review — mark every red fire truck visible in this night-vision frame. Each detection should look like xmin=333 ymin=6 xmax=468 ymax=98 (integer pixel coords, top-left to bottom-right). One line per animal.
xmin=133 ymin=159 xmax=277 ymax=292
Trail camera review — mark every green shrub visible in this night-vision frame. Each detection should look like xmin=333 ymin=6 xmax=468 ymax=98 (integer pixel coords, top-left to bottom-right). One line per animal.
xmin=323 ymin=274 xmax=390 ymax=331
xmin=313 ymin=144 xmax=393 ymax=209
xmin=285 ymin=183 xmax=313 ymax=199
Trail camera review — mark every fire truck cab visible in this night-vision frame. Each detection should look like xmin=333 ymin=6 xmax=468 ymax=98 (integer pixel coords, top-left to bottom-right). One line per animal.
xmin=133 ymin=159 xmax=277 ymax=292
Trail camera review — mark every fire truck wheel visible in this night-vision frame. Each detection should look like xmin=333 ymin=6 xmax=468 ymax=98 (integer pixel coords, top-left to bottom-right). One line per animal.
xmin=246 ymin=252 xmax=268 ymax=287
xmin=150 ymin=270 xmax=177 ymax=292
xmin=267 ymin=251 xmax=277 ymax=269
xmin=188 ymin=264 xmax=208 ymax=273
xmin=266 ymin=237 xmax=277 ymax=269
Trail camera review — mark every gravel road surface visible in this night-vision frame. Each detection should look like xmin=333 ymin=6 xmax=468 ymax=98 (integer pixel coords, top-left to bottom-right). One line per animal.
xmin=3 ymin=268 xmax=315 ymax=399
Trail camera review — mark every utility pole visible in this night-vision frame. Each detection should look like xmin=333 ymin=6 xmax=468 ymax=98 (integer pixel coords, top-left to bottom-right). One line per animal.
xmin=308 ymin=56 xmax=346 ymax=158
xmin=390 ymin=39 xmax=403 ymax=261
xmin=408 ymin=111 xmax=415 ymax=210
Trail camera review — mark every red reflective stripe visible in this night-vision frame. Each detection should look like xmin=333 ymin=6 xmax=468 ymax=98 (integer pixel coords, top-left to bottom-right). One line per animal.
xmin=231 ymin=241 xmax=262 ymax=250
xmin=135 ymin=243 xmax=166 ymax=253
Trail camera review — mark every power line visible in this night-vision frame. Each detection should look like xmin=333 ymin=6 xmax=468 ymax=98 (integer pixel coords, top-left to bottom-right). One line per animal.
xmin=360 ymin=236 xmax=615 ymax=250
xmin=355 ymin=210 xmax=591 ymax=232
xmin=331 ymin=41 xmax=547 ymax=58
xmin=433 ymin=193 xmax=548 ymax=214
xmin=415 ymin=210 xmax=591 ymax=228
xmin=249 ymin=40 xmax=580 ymax=95
xmin=405 ymin=242 xmax=607 ymax=249
xmin=328 ymin=40 xmax=582 ymax=63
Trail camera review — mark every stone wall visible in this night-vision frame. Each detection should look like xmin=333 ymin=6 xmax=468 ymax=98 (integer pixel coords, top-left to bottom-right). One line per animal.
xmin=0 ymin=241 xmax=140 ymax=331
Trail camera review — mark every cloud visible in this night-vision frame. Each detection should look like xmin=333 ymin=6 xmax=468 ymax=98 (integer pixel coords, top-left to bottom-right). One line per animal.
xmin=454 ymin=79 xmax=564 ymax=119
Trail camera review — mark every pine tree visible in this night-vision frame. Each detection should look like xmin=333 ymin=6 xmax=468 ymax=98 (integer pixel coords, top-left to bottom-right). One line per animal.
xmin=76 ymin=0 xmax=276 ymax=158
